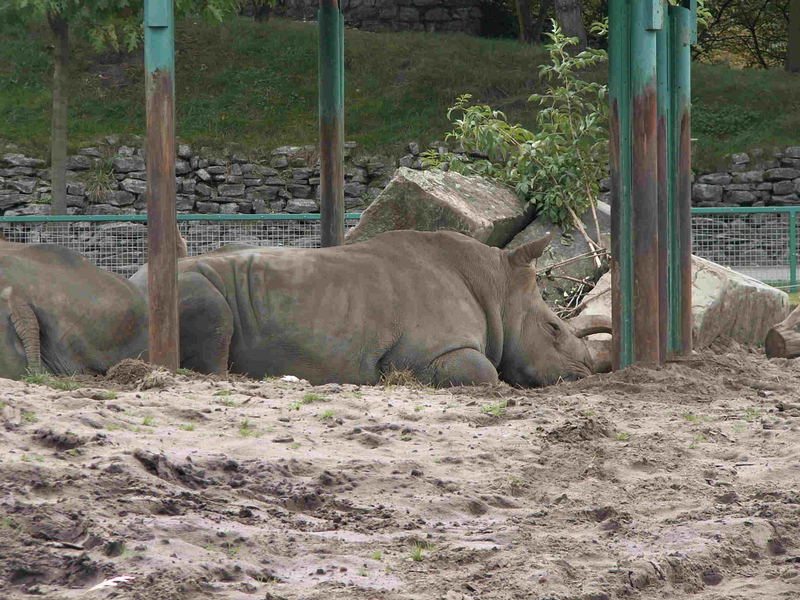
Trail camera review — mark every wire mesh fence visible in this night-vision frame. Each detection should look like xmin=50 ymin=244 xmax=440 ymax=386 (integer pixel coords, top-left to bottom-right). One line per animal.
xmin=690 ymin=207 xmax=798 ymax=289
xmin=0 ymin=214 xmax=361 ymax=278
xmin=1 ymin=209 xmax=797 ymax=288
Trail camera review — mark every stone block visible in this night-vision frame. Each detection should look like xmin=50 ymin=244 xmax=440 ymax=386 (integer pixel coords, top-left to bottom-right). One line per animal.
xmin=120 ymin=178 xmax=147 ymax=195
xmin=112 ymin=156 xmax=145 ymax=173
xmin=346 ymin=167 xmax=533 ymax=247
xmin=285 ymin=198 xmax=318 ymax=214
xmin=732 ymin=171 xmax=763 ymax=184
xmin=579 ymin=256 xmax=789 ymax=348
xmin=698 ymin=173 xmax=731 ymax=185
xmin=692 ymin=183 xmax=723 ymax=202
xmin=765 ymin=168 xmax=800 ymax=181
xmin=218 ymin=183 xmax=245 ymax=197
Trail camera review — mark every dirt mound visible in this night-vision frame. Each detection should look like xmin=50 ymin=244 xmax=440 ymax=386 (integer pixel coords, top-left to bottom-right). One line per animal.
xmin=1 ymin=350 xmax=798 ymax=599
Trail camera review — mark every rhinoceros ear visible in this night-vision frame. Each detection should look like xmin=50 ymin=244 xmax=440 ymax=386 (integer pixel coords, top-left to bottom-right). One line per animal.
xmin=506 ymin=233 xmax=552 ymax=267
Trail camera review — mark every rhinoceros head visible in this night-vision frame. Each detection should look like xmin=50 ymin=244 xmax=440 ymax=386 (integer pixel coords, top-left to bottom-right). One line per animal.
xmin=499 ymin=235 xmax=612 ymax=387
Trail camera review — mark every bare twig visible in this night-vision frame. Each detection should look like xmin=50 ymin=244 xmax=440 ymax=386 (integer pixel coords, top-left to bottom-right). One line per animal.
xmin=541 ymin=248 xmax=607 ymax=272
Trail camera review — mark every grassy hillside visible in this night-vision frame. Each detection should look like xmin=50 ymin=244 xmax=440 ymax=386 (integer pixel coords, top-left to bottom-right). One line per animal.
xmin=1 ymin=16 xmax=799 ymax=170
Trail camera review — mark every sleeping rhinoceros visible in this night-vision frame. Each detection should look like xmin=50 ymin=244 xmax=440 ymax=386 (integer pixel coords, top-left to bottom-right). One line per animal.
xmin=131 ymin=230 xmax=611 ymax=386
xmin=0 ymin=241 xmax=148 ymax=379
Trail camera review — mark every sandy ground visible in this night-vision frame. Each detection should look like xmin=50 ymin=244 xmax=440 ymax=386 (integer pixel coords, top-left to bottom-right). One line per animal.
xmin=0 ymin=348 xmax=799 ymax=600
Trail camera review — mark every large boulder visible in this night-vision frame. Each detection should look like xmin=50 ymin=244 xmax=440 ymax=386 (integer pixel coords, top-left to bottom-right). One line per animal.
xmin=345 ymin=167 xmax=533 ymax=247
xmin=506 ymin=201 xmax=610 ymax=305
xmin=578 ymin=255 xmax=789 ymax=348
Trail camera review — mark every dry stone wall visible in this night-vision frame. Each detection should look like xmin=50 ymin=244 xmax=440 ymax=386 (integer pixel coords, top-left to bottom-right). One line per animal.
xmin=272 ymin=0 xmax=483 ymax=35
xmin=0 ymin=138 xmax=392 ymax=217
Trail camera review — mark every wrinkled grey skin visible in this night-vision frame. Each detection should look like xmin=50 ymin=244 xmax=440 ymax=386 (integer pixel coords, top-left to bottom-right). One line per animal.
xmin=0 ymin=242 xmax=148 ymax=380
xmin=131 ymin=230 xmax=596 ymax=387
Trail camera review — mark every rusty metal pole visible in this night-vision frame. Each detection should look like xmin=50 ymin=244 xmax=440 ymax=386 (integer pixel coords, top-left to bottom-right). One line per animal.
xmin=656 ymin=9 xmax=671 ymax=361
xmin=319 ymin=0 xmax=345 ymax=247
xmin=610 ymin=0 xmax=662 ymax=368
xmin=609 ymin=0 xmax=632 ymax=369
xmin=144 ymin=0 xmax=179 ymax=370
xmin=670 ymin=1 xmax=696 ymax=356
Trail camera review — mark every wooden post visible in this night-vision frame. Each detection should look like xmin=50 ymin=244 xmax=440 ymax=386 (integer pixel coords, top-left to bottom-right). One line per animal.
xmin=319 ymin=0 xmax=345 ymax=247
xmin=144 ymin=0 xmax=179 ymax=371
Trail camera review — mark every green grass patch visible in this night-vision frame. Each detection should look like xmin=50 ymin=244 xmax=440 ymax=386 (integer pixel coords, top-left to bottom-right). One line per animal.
xmin=481 ymin=401 xmax=507 ymax=417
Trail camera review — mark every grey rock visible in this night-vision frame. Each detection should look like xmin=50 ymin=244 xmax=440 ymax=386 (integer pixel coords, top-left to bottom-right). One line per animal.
xmin=765 ymin=168 xmax=800 ymax=181
xmin=285 ymin=198 xmax=318 ymax=214
xmin=408 ymin=141 xmax=420 ymax=156
xmin=269 ymin=199 xmax=285 ymax=211
xmin=66 ymin=195 xmax=85 ymax=208
xmin=175 ymin=159 xmax=192 ymax=175
xmin=112 ymin=156 xmax=145 ymax=173
xmin=84 ymin=204 xmax=129 ymax=215
xmin=697 ymin=173 xmax=731 ymax=185
xmin=65 ymin=155 xmax=93 ymax=170
xmin=180 ymin=179 xmax=196 ymax=194
xmin=4 ymin=204 xmax=51 ymax=216
xmin=117 ymin=145 xmax=135 ymax=156
xmin=241 ymin=163 xmax=256 ymax=175
xmin=224 ymin=175 xmax=244 ymax=184
xmin=270 ymin=155 xmax=289 ymax=169
xmin=770 ymin=194 xmax=800 ymax=206
xmin=287 ymin=184 xmax=312 ymax=198
xmin=773 ymin=180 xmax=795 ymax=196
xmin=206 ymin=166 xmax=227 ymax=175
xmin=732 ymin=170 xmax=763 ymax=184
xmin=724 ymin=190 xmax=756 ymax=205
xmin=244 ymin=178 xmax=263 ymax=186
xmin=178 ymin=144 xmax=192 ymax=159
xmin=78 ymin=147 xmax=103 ymax=158
xmin=292 ymin=168 xmax=313 ymax=182
xmin=784 ymin=146 xmax=800 ymax=159
xmin=196 ymin=168 xmax=212 ymax=182
xmin=196 ymin=201 xmax=220 ymax=214
xmin=398 ymin=154 xmax=415 ymax=168
xmin=176 ymin=195 xmax=195 ymax=211
xmin=692 ymin=183 xmax=723 ymax=202
xmin=102 ymin=190 xmax=135 ymax=206
xmin=246 ymin=186 xmax=280 ymax=201
xmin=730 ymin=153 xmax=749 ymax=165
xmin=66 ymin=182 xmax=86 ymax=196
xmin=0 ymin=193 xmax=26 ymax=210
xmin=507 ymin=201 xmax=610 ymax=304
xmin=127 ymin=171 xmax=148 ymax=181
xmin=230 ymin=164 xmax=243 ymax=176
xmin=2 ymin=153 xmax=45 ymax=168
xmin=218 ymin=183 xmax=245 ymax=197
xmin=7 ymin=178 xmax=37 ymax=194
xmin=344 ymin=182 xmax=367 ymax=197
xmin=195 ymin=182 xmax=214 ymax=197
xmin=347 ymin=167 xmax=533 ymax=247
xmin=219 ymin=202 xmax=239 ymax=214
xmin=120 ymin=178 xmax=147 ymax=195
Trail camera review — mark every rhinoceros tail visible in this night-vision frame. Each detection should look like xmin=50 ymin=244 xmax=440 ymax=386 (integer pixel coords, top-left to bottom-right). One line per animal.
xmin=1 ymin=286 xmax=42 ymax=373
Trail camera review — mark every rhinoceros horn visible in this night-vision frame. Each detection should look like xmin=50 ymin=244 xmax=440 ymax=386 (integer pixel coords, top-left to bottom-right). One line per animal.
xmin=1 ymin=286 xmax=42 ymax=373
xmin=569 ymin=313 xmax=613 ymax=373
xmin=507 ymin=233 xmax=552 ymax=267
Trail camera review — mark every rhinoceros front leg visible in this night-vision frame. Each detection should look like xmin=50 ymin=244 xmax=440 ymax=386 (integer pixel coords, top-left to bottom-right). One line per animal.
xmin=178 ymin=272 xmax=233 ymax=374
xmin=426 ymin=348 xmax=499 ymax=387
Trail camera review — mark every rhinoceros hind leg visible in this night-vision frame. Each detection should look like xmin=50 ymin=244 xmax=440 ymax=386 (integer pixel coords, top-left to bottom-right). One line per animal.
xmin=178 ymin=273 xmax=233 ymax=374
xmin=427 ymin=348 xmax=499 ymax=387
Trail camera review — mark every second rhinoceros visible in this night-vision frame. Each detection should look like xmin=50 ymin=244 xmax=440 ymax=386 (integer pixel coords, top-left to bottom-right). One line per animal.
xmin=132 ymin=230 xmax=611 ymax=386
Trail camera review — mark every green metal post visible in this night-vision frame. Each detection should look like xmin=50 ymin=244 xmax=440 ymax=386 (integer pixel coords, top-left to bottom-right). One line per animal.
xmin=656 ymin=11 xmax=671 ymax=361
xmin=610 ymin=0 xmax=662 ymax=369
xmin=608 ymin=0 xmax=632 ymax=369
xmin=144 ymin=0 xmax=179 ymax=371
xmin=790 ymin=211 xmax=798 ymax=293
xmin=670 ymin=2 xmax=694 ymax=356
xmin=319 ymin=0 xmax=345 ymax=247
